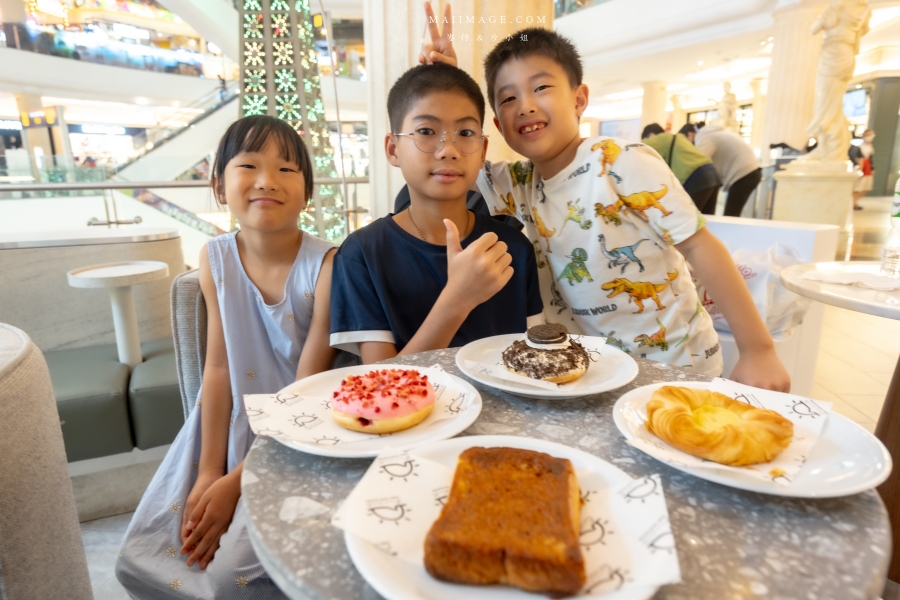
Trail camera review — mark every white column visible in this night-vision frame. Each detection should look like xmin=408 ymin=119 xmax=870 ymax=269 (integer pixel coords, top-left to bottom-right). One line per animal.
xmin=640 ymin=81 xmax=668 ymax=133
xmin=364 ymin=0 xmax=553 ymax=219
xmin=759 ymin=0 xmax=827 ymax=164
xmin=364 ymin=0 xmax=424 ymax=219
xmin=749 ymin=78 xmax=766 ymax=151
xmin=669 ymin=95 xmax=686 ymax=134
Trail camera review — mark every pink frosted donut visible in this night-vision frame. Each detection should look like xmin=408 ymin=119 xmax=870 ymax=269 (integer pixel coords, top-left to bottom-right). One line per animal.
xmin=331 ymin=369 xmax=436 ymax=433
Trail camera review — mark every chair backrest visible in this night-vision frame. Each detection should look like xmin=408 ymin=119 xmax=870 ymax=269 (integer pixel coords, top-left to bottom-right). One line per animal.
xmin=170 ymin=270 xmax=207 ymax=418
xmin=0 ymin=323 xmax=93 ymax=600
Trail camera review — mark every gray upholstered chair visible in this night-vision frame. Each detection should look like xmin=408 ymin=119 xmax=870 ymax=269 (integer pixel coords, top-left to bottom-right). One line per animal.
xmin=171 ymin=269 xmax=206 ymax=418
xmin=0 ymin=323 xmax=93 ymax=600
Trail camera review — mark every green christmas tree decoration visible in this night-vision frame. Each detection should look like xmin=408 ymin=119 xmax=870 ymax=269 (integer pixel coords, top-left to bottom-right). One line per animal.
xmin=243 ymin=13 xmax=263 ymax=38
xmin=242 ymin=95 xmax=268 ymax=115
xmin=276 ymin=95 xmax=302 ymax=120
xmin=244 ymin=69 xmax=266 ymax=93
xmin=275 ymin=69 xmax=297 ymax=92
xmin=271 ymin=14 xmax=290 ymax=38
xmin=243 ymin=41 xmax=264 ymax=66
xmin=238 ymin=0 xmax=345 ymax=240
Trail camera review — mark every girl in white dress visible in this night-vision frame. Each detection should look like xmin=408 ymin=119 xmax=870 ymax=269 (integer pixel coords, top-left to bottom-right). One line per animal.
xmin=116 ymin=115 xmax=338 ymax=598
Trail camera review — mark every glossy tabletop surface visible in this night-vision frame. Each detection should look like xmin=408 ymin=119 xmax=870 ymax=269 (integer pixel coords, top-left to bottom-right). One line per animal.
xmin=781 ymin=261 xmax=900 ymax=320
xmin=242 ymin=349 xmax=891 ymax=600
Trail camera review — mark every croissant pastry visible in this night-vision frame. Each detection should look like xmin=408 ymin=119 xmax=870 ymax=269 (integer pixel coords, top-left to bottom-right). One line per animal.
xmin=645 ymin=386 xmax=794 ymax=466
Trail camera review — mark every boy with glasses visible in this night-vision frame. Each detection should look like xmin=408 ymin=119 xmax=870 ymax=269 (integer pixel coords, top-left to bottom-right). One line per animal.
xmin=329 ymin=63 xmax=543 ymax=363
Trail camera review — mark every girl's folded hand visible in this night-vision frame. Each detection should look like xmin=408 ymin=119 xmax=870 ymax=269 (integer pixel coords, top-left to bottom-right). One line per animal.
xmin=180 ymin=471 xmax=242 ymax=570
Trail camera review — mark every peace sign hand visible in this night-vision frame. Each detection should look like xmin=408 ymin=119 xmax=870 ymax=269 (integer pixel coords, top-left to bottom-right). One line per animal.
xmin=419 ymin=2 xmax=459 ymax=67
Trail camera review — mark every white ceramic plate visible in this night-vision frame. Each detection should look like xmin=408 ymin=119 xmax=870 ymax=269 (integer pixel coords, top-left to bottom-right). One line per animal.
xmin=455 ymin=334 xmax=639 ymax=399
xmin=613 ymin=381 xmax=892 ymax=498
xmin=345 ymin=435 xmax=658 ymax=600
xmin=268 ymin=365 xmax=482 ymax=458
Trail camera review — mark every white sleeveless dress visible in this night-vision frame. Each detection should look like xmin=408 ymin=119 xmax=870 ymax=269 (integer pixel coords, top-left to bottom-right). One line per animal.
xmin=116 ymin=231 xmax=334 ymax=599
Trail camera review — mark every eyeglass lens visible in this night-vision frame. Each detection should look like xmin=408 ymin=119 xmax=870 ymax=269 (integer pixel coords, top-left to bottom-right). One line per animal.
xmin=412 ymin=128 xmax=483 ymax=154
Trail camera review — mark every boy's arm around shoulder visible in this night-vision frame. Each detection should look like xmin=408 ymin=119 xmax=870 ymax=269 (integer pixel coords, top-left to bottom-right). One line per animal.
xmin=296 ymin=248 xmax=338 ymax=380
xmin=675 ymin=229 xmax=790 ymax=392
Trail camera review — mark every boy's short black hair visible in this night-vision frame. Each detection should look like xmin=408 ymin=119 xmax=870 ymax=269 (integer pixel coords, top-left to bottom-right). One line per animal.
xmin=641 ymin=123 xmax=665 ymax=139
xmin=678 ymin=123 xmax=698 ymax=135
xmin=484 ymin=27 xmax=583 ymax=114
xmin=212 ymin=115 xmax=314 ymax=200
xmin=387 ymin=63 xmax=486 ymax=133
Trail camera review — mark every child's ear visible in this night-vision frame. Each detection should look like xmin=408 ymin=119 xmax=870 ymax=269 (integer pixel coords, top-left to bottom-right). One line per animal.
xmin=573 ymin=84 xmax=590 ymax=118
xmin=493 ymin=116 xmax=501 ymax=134
xmin=211 ymin=176 xmax=226 ymax=205
xmin=384 ymin=134 xmax=401 ymax=168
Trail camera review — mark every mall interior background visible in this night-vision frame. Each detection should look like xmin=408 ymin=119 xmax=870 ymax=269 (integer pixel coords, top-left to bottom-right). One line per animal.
xmin=0 ymin=0 xmax=898 ymax=260
xmin=2 ymin=0 xmax=900 ymax=596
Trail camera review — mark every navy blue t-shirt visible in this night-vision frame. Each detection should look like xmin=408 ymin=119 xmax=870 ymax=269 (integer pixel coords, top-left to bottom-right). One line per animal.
xmin=330 ymin=211 xmax=543 ymax=354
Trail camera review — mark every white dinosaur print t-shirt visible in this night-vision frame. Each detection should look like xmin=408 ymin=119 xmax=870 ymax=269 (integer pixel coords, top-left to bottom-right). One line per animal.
xmin=477 ymin=136 xmax=723 ymax=376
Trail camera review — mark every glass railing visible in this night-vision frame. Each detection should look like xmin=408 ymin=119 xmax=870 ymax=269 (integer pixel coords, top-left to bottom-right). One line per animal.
xmin=123 ymin=81 xmax=239 ymax=170
xmin=554 ymin=0 xmax=615 ymax=19
xmin=0 ymin=177 xmax=370 ymax=241
xmin=0 ymin=21 xmax=237 ymax=79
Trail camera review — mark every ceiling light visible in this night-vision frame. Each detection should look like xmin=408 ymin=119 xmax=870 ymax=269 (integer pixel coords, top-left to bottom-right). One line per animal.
xmin=697 ymin=61 xmax=703 ymax=66
xmin=767 ymin=36 xmax=773 ymax=41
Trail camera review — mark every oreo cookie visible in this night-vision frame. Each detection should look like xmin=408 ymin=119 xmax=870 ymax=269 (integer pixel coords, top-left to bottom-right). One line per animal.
xmin=526 ymin=324 xmax=569 ymax=346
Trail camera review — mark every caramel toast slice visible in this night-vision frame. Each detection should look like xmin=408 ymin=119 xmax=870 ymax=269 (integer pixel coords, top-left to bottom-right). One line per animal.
xmin=424 ymin=447 xmax=585 ymax=597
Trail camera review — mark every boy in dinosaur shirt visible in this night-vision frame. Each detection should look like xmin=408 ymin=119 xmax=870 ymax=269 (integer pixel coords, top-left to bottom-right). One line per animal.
xmin=420 ymin=10 xmax=789 ymax=389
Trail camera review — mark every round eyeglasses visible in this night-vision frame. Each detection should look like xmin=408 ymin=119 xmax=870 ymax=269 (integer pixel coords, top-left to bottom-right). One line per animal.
xmin=393 ymin=127 xmax=487 ymax=155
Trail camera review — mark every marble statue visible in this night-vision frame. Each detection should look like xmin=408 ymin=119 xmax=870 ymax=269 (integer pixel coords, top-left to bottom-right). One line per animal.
xmin=803 ymin=0 xmax=871 ymax=162
xmin=717 ymin=82 xmax=739 ymax=133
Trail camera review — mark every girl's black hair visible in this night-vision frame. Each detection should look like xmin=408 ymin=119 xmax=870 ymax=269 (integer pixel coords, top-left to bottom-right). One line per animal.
xmin=212 ymin=115 xmax=314 ymax=200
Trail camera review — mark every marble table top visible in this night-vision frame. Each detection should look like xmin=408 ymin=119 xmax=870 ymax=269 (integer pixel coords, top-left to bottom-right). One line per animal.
xmin=782 ymin=261 xmax=900 ymax=320
xmin=242 ymin=349 xmax=891 ymax=600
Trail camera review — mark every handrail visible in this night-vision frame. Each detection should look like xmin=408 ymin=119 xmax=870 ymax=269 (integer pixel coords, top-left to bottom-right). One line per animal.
xmin=116 ymin=88 xmax=239 ymax=173
xmin=0 ymin=177 xmax=369 ymax=193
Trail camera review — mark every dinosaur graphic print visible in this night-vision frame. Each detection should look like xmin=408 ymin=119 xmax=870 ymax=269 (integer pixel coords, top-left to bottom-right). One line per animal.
xmin=594 ymin=202 xmax=623 ymax=226
xmin=634 ymin=319 xmax=668 ymax=352
xmin=497 ymin=192 xmax=516 ymax=216
xmin=600 ymin=330 xmax=630 ymax=353
xmin=598 ymin=234 xmax=647 ymax=273
xmin=532 ymin=207 xmax=555 ymax=253
xmin=558 ymin=248 xmax=593 ymax=286
xmin=601 ymin=271 xmax=678 ymax=313
xmin=532 ymin=240 xmax=547 ymax=269
xmin=549 ymin=281 xmax=568 ymax=314
xmin=475 ymin=136 xmax=723 ymax=376
xmin=561 ymin=198 xmax=593 ymax=231
xmin=509 ymin=161 xmax=533 ymax=187
xmin=592 ymin=139 xmax=621 ymax=176
xmin=615 ymin=185 xmax=672 ymax=220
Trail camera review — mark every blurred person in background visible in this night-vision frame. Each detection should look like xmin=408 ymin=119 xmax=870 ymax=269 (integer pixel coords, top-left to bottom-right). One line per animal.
xmin=694 ymin=122 xmax=763 ymax=217
xmin=849 ymin=129 xmax=875 ymax=210
xmin=641 ymin=123 xmax=722 ymax=214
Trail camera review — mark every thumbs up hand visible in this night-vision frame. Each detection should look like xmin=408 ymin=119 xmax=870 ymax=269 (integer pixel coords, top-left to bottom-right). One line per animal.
xmin=444 ymin=217 xmax=514 ymax=311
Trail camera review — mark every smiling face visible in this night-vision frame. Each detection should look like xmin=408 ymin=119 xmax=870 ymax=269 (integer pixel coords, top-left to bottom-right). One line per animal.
xmin=491 ymin=54 xmax=588 ymax=168
xmin=214 ymin=139 xmax=308 ymax=233
xmin=385 ymin=90 xmax=487 ymax=205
